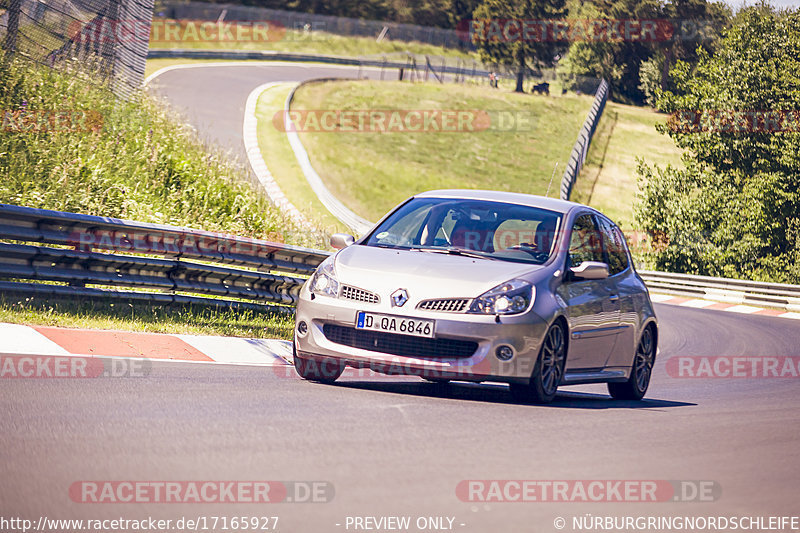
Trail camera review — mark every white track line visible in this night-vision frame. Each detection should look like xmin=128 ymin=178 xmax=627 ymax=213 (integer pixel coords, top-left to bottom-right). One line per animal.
xmin=680 ymin=299 xmax=716 ymax=308
xmin=724 ymin=304 xmax=763 ymax=314
xmin=281 ymin=91 xmax=374 ymax=235
xmin=146 ymin=60 xmax=375 ymax=234
xmin=0 ymin=324 xmax=70 ymax=355
xmin=648 ymin=293 xmax=674 ymax=303
xmin=0 ymin=323 xmax=291 ymax=367
xmin=175 ymin=334 xmax=292 ymax=365
xmin=651 ymin=294 xmax=800 ymax=320
xmin=146 ymin=64 xmax=313 ymax=230
xmin=0 ymin=351 xmax=289 ymax=368
xmin=243 ymin=82 xmax=311 ymax=230
xmin=144 ymin=61 xmax=384 ymax=86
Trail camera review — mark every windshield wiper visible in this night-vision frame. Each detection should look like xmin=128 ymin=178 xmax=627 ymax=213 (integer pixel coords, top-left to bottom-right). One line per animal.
xmin=411 ymin=247 xmax=499 ymax=260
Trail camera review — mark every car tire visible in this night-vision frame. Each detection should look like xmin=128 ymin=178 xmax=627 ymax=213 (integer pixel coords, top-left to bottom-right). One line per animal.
xmin=608 ymin=324 xmax=656 ymax=400
xmin=509 ymin=321 xmax=566 ymax=404
xmin=293 ymin=342 xmax=344 ymax=383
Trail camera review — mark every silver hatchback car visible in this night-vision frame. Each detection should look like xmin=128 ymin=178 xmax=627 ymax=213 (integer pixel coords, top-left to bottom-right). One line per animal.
xmin=294 ymin=190 xmax=657 ymax=403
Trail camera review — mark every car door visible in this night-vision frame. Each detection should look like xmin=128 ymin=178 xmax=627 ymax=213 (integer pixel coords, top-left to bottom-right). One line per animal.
xmin=558 ymin=213 xmax=621 ymax=370
xmin=596 ymin=215 xmax=638 ymax=369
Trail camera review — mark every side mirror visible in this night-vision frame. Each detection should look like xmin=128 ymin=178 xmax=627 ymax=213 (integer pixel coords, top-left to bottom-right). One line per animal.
xmin=330 ymin=233 xmax=355 ymax=250
xmin=570 ymin=261 xmax=609 ymax=280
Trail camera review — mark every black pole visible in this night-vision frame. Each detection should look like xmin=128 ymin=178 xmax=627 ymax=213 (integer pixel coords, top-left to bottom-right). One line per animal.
xmin=2 ymin=0 xmax=22 ymax=53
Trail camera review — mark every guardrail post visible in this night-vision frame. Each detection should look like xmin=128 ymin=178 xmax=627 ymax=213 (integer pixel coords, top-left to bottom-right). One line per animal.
xmin=2 ymin=0 xmax=21 ymax=53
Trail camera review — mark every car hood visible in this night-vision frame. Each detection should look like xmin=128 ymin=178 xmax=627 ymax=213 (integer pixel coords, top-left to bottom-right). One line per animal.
xmin=334 ymin=245 xmax=539 ymax=301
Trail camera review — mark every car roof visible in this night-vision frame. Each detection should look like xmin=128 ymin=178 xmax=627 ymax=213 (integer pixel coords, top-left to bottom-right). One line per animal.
xmin=415 ymin=189 xmax=585 ymax=215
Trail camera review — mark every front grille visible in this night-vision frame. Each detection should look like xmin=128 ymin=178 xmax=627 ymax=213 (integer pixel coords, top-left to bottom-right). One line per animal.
xmin=340 ymin=285 xmax=379 ymax=304
xmin=323 ymin=324 xmax=478 ymax=359
xmin=417 ymin=298 xmax=470 ymax=313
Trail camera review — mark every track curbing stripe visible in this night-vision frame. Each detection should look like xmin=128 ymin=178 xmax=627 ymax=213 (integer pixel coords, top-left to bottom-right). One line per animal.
xmin=0 ymin=323 xmax=291 ymax=366
xmin=651 ymin=294 xmax=800 ymax=320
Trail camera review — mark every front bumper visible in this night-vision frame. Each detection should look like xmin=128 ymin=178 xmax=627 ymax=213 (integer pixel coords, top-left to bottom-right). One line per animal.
xmin=294 ymin=291 xmax=549 ymax=383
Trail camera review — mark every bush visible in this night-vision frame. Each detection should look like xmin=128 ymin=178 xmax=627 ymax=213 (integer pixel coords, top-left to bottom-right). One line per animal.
xmin=635 ymin=7 xmax=800 ymax=283
xmin=0 ymin=54 xmax=323 ymax=247
xmin=637 ymin=55 xmax=662 ymax=109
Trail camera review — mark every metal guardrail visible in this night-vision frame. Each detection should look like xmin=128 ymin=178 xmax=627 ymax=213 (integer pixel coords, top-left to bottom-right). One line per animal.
xmin=0 ymin=204 xmax=330 ymax=311
xmin=3 ymin=204 xmax=800 ymax=314
xmin=560 ymin=79 xmax=609 ymax=201
xmin=146 ymin=49 xmax=492 ymax=80
xmin=640 ymin=270 xmax=800 ymax=312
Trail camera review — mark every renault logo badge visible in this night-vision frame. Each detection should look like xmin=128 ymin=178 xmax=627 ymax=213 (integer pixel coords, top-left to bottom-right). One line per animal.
xmin=391 ymin=288 xmax=409 ymax=307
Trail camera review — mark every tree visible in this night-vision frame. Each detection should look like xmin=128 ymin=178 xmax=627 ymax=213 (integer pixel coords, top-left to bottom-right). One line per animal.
xmin=448 ymin=0 xmax=484 ymax=28
xmin=636 ymin=6 xmax=800 ymax=283
xmin=638 ymin=53 xmax=664 ymax=107
xmin=471 ymin=0 xmax=568 ymax=92
xmin=563 ymin=0 xmax=729 ymax=103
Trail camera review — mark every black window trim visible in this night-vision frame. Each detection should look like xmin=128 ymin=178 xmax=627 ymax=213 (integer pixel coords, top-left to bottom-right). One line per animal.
xmin=595 ymin=213 xmax=631 ymax=278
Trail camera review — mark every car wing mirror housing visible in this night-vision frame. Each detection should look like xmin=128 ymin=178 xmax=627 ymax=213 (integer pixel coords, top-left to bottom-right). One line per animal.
xmin=330 ymin=233 xmax=355 ymax=249
xmin=569 ymin=261 xmax=609 ymax=280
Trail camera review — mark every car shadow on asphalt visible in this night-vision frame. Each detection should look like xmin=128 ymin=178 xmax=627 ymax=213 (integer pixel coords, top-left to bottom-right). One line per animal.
xmin=331 ymin=379 xmax=695 ymax=409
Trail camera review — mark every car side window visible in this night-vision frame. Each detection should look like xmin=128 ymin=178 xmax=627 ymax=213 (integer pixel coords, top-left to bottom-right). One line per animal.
xmin=568 ymin=214 xmax=604 ymax=268
xmin=598 ymin=216 xmax=629 ymax=275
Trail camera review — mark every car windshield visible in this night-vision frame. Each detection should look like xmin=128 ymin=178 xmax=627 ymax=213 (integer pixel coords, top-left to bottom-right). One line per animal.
xmin=364 ymin=197 xmax=563 ymax=265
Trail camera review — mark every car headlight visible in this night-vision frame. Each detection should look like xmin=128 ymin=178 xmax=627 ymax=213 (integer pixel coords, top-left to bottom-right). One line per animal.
xmin=469 ymin=279 xmax=533 ymax=315
xmin=309 ymin=256 xmax=340 ymax=298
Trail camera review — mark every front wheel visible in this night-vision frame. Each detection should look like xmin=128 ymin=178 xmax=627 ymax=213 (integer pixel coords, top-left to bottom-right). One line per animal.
xmin=608 ymin=325 xmax=656 ymax=400
xmin=510 ymin=322 xmax=566 ymax=404
xmin=293 ymin=343 xmax=344 ymax=383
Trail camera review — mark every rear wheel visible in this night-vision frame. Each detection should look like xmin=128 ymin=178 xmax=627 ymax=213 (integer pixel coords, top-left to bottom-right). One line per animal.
xmin=293 ymin=342 xmax=344 ymax=383
xmin=510 ymin=322 xmax=566 ymax=404
xmin=608 ymin=325 xmax=655 ymax=400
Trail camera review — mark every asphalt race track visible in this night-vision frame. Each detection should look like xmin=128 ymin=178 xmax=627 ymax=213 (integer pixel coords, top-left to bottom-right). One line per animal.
xmin=2 ymin=64 xmax=798 ymax=532
xmin=145 ymin=63 xmax=384 ymax=170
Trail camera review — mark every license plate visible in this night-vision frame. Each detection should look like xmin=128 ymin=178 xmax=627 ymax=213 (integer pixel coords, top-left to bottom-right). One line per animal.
xmin=356 ymin=312 xmax=435 ymax=338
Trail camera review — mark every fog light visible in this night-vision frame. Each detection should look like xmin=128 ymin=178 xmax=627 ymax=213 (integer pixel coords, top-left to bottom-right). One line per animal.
xmin=496 ymin=345 xmax=514 ymax=361
xmin=297 ymin=321 xmax=308 ymax=337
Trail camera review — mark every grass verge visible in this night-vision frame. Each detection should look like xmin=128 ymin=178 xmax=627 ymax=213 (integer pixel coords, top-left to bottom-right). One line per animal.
xmin=284 ymin=80 xmax=594 ymax=221
xmin=0 ymin=53 xmax=319 ymax=245
xmin=1 ymin=54 xmax=312 ymax=335
xmin=0 ymin=296 xmax=294 ymax=339
xmin=571 ymin=102 xmax=683 ymax=229
xmin=150 ymin=21 xmax=476 ymax=60
xmin=255 ymin=83 xmax=351 ymax=234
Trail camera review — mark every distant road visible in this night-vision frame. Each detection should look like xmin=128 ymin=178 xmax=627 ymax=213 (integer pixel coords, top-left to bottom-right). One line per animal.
xmin=147 ymin=63 xmax=383 ymax=169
